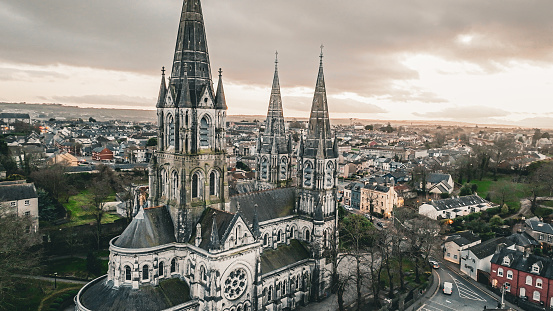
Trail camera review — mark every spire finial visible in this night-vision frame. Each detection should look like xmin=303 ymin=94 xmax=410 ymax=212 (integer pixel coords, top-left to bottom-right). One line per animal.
xmin=275 ymin=51 xmax=279 ymax=65
xmin=319 ymin=44 xmax=324 ymax=65
xmin=218 ymin=68 xmax=222 ymax=77
xmin=161 ymin=66 xmax=166 ymax=75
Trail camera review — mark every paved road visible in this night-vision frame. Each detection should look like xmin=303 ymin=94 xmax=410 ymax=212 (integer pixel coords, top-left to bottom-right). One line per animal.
xmin=418 ymin=263 xmax=503 ymax=311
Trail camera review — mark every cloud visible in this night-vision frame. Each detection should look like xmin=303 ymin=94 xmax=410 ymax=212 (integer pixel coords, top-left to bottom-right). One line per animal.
xmin=3 ymin=0 xmax=553 ymax=102
xmin=48 ymin=94 xmax=155 ymax=109
xmin=0 ymin=67 xmax=69 ymax=81
xmin=413 ymin=106 xmax=511 ymax=119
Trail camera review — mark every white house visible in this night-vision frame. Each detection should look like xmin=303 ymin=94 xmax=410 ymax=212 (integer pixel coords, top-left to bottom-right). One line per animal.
xmin=418 ymin=195 xmax=493 ymax=220
xmin=443 ymin=231 xmax=481 ymax=264
xmin=0 ymin=181 xmax=39 ymax=232
xmin=460 ymin=237 xmax=515 ymax=281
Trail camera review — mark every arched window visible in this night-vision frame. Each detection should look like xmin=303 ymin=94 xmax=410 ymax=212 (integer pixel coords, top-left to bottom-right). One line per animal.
xmin=261 ymin=157 xmax=268 ymax=179
xmin=507 ymin=270 xmax=513 ymax=280
xmin=290 ymin=227 xmax=295 ymax=239
xmin=161 ymin=169 xmax=168 ymax=197
xmin=192 ymin=173 xmax=200 ymax=198
xmin=277 ymin=230 xmax=282 ymax=242
xmin=171 ymin=258 xmax=176 ymax=273
xmin=125 ymin=266 xmax=131 ymax=281
xmin=268 ymin=286 xmax=273 ymax=301
xmin=526 ymin=275 xmax=532 ymax=285
xmin=280 ymin=157 xmax=288 ymax=180
xmin=533 ymin=290 xmax=540 ymax=301
xmin=159 ymin=261 xmax=164 ymax=276
xmin=326 ymin=161 xmax=334 ymax=187
xmin=520 ymin=287 xmax=526 ymax=298
xmin=185 ymin=111 xmax=189 ymax=127
xmin=324 ymin=230 xmax=327 ymax=247
xmin=497 ymin=268 xmax=504 ymax=277
xmin=536 ymin=278 xmax=543 ymax=289
xmin=171 ymin=171 xmax=179 ymax=200
xmin=283 ymin=280 xmax=287 ymax=295
xmin=264 ymin=234 xmax=268 ymax=246
xmin=200 ymin=266 xmax=207 ymax=282
xmin=305 ymin=229 xmax=310 ymax=241
xmin=142 ymin=265 xmax=149 ymax=280
xmin=200 ymin=116 xmax=210 ymax=147
xmin=209 ymin=171 xmax=217 ymax=196
xmin=167 ymin=114 xmax=175 ymax=147
xmin=235 ymin=225 xmax=241 ymax=245
xmin=304 ymin=161 xmax=313 ymax=186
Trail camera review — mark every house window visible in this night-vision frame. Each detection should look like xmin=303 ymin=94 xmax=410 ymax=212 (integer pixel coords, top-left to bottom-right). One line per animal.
xmin=533 ymin=291 xmax=540 ymax=301
xmin=548 ymin=235 xmax=552 ymax=243
xmin=142 ymin=265 xmax=149 ymax=280
xmin=497 ymin=268 xmax=504 ymax=277
xmin=532 ymin=264 xmax=540 ymax=274
xmin=503 ymin=257 xmax=510 ymax=266
xmin=24 ymin=200 xmax=30 ymax=206
xmin=170 ymin=258 xmax=176 ymax=273
xmin=159 ymin=261 xmax=164 ymax=277
xmin=536 ymin=279 xmax=543 ymax=289
xmin=24 ymin=211 xmax=30 ymax=216
xmin=454 ymin=255 xmax=458 ymax=259
xmin=507 ymin=270 xmax=513 ymax=280
xmin=539 ymin=234 xmax=544 ymax=241
xmin=125 ymin=266 xmax=131 ymax=281
xmin=10 ymin=202 xmax=16 ymax=207
xmin=526 ymin=275 xmax=533 ymax=285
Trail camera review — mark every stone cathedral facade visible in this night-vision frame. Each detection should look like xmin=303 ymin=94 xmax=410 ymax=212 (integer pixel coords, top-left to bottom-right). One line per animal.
xmin=75 ymin=1 xmax=339 ymax=310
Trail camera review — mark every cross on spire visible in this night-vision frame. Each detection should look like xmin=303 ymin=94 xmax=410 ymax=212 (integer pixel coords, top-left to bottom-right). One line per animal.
xmin=218 ymin=68 xmax=222 ymax=77
xmin=275 ymin=51 xmax=279 ymax=64
xmin=161 ymin=66 xmax=166 ymax=75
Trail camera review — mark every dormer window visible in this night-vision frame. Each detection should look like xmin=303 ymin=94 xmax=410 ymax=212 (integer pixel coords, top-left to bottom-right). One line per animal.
xmin=532 ymin=263 xmax=540 ymax=274
xmin=502 ymin=256 xmax=511 ymax=266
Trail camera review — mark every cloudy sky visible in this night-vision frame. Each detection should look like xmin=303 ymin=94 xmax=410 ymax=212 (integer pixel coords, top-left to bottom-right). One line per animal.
xmin=2 ymin=0 xmax=553 ymax=126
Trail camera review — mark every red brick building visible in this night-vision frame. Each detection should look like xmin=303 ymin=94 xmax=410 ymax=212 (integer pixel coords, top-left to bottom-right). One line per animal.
xmin=491 ymin=248 xmax=553 ymax=307
xmin=92 ymin=147 xmax=114 ymax=161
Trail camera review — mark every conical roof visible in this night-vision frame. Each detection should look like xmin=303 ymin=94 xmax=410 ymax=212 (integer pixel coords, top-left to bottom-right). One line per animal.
xmin=169 ymin=0 xmax=214 ymax=108
xmin=264 ymin=52 xmax=285 ymax=136
xmin=307 ymin=50 xmax=331 ymax=140
xmin=215 ymin=68 xmax=227 ymax=109
xmin=156 ymin=67 xmax=167 ymax=108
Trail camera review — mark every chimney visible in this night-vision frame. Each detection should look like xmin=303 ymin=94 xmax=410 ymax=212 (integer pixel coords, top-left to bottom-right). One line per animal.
xmin=524 ymin=248 xmax=530 ymax=258
xmin=495 ymin=243 xmax=505 ymax=254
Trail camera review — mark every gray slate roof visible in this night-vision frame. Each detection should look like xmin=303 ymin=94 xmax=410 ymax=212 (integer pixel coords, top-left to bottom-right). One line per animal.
xmin=80 ymin=278 xmax=191 ymax=311
xmin=230 ymin=187 xmax=296 ymax=223
xmin=191 ymin=208 xmax=235 ymax=251
xmin=430 ymin=195 xmax=488 ymax=211
xmin=491 ymin=248 xmax=553 ymax=279
xmin=467 ymin=237 xmax=515 ymax=259
xmin=525 ymin=218 xmax=553 ymax=235
xmin=427 ymin=173 xmax=451 ymax=184
xmin=113 ymin=206 xmax=176 ymax=249
xmin=445 ymin=230 xmax=480 ymax=247
xmin=260 ymin=239 xmax=310 ymax=274
xmin=0 ymin=182 xmax=38 ymax=201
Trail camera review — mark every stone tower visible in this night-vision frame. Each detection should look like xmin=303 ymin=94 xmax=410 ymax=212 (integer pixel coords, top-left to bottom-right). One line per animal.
xmin=256 ymin=52 xmax=293 ymax=187
xmin=149 ymin=0 xmax=229 ymax=242
xmin=296 ymin=49 xmax=339 ymax=299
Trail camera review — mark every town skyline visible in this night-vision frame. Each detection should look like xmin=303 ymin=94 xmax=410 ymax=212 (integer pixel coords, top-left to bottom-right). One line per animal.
xmin=2 ymin=0 xmax=553 ymax=126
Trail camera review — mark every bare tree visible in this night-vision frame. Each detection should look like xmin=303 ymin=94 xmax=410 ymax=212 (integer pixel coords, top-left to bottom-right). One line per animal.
xmin=490 ymin=180 xmax=518 ymax=207
xmin=87 ymin=179 xmax=110 ymax=250
xmin=0 ymin=203 xmax=40 ymax=309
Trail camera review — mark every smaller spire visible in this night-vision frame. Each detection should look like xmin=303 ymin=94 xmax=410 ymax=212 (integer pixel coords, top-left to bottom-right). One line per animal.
xmin=156 ymin=67 xmax=167 ymax=108
xmin=253 ymin=204 xmax=260 ymax=239
xmin=215 ymin=68 xmax=227 ymax=110
xmin=209 ymin=213 xmax=220 ymax=251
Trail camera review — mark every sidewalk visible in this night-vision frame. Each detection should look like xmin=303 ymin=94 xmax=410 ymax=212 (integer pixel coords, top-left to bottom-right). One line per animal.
xmin=405 ymin=269 xmax=440 ymax=311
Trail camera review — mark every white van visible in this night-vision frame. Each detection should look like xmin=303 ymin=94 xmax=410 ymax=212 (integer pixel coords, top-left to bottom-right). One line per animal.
xmin=443 ymin=282 xmax=453 ymax=295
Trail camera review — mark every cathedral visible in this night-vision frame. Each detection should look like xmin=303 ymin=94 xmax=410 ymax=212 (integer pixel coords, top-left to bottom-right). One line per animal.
xmin=75 ymin=1 xmax=339 ymax=310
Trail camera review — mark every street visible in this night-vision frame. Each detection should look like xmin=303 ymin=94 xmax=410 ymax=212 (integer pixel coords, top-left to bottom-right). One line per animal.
xmin=418 ymin=262 xmax=504 ymax=311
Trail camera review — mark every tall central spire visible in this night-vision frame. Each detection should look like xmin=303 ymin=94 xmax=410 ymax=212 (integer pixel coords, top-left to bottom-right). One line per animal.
xmin=264 ymin=51 xmax=285 ymax=136
xmin=307 ymin=46 xmax=331 ymax=140
xmin=170 ymin=0 xmax=213 ymax=107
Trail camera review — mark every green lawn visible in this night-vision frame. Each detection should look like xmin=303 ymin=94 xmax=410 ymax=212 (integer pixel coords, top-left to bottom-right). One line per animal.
xmin=471 ymin=176 xmax=525 ymax=211
xmin=62 ymin=190 xmax=122 ymax=227
xmin=1 ymin=279 xmax=81 ymax=311
xmin=44 ymin=257 xmax=108 ymax=280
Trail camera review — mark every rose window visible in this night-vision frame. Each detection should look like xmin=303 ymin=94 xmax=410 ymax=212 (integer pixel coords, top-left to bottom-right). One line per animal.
xmin=224 ymin=268 xmax=248 ymax=300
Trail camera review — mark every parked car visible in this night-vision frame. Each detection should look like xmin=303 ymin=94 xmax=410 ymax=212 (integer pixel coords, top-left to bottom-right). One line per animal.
xmin=443 ymin=282 xmax=452 ymax=295
xmin=429 ymin=260 xmax=440 ymax=269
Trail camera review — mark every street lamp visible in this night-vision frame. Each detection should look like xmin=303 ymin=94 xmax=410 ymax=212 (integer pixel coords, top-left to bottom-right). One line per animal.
xmin=54 ymin=272 xmax=58 ymax=289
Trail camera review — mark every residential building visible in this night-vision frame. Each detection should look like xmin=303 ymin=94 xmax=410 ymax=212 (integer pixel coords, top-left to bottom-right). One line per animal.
xmin=360 ymin=183 xmax=398 ymax=218
xmin=92 ymin=147 xmax=114 ymax=161
xmin=443 ymin=231 xmax=481 ymax=264
xmin=0 ymin=181 xmax=39 ymax=232
xmin=491 ymin=248 xmax=553 ymax=307
xmin=460 ymin=237 xmax=515 ymax=281
xmin=418 ymin=195 xmax=493 ymax=220
xmin=524 ymin=217 xmax=553 ymax=246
